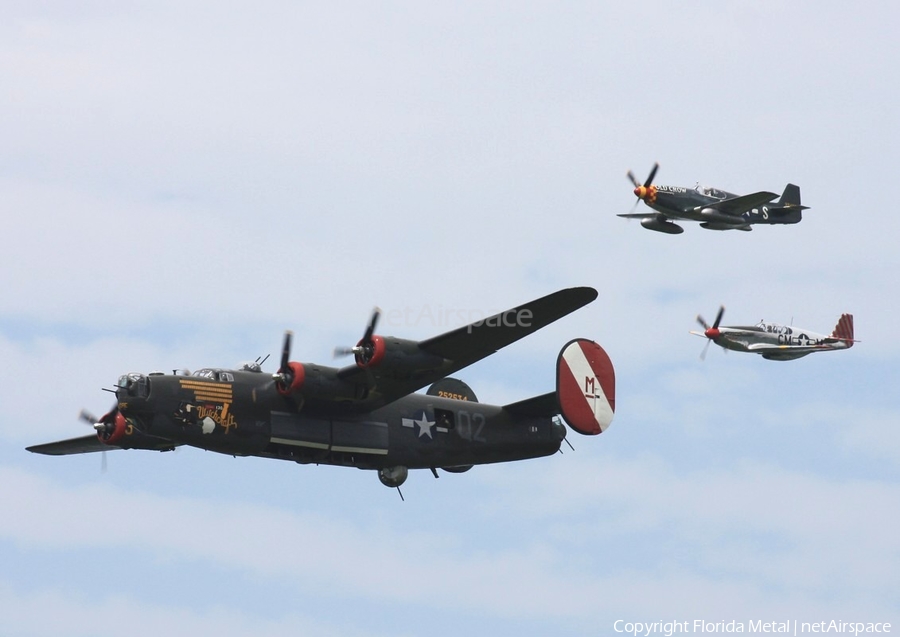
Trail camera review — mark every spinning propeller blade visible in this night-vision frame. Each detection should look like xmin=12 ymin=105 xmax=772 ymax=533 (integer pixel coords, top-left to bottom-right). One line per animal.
xmin=627 ymin=162 xmax=659 ymax=205
xmin=79 ymin=406 xmax=114 ymax=472
xmin=334 ymin=307 xmax=381 ymax=365
xmin=627 ymin=170 xmax=640 ymax=188
xmin=712 ymin=306 xmax=725 ymax=330
xmin=643 ymin=162 xmax=659 ymax=189
xmin=696 ymin=306 xmax=726 ymax=360
xmin=272 ymin=330 xmax=295 ymax=389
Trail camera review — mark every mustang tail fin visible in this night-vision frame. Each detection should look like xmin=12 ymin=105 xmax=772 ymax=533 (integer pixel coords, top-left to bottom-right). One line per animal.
xmin=831 ymin=314 xmax=854 ymax=346
xmin=777 ymin=184 xmax=803 ymax=207
xmin=556 ymin=339 xmax=615 ymax=435
xmin=763 ymin=184 xmax=808 ymax=224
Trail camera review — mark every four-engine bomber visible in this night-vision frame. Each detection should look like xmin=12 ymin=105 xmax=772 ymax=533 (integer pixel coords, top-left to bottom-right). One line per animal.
xmin=28 ymin=288 xmax=617 ymax=495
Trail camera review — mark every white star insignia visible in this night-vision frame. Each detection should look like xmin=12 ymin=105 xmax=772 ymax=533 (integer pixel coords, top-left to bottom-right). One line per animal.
xmin=414 ymin=415 xmax=435 ymax=439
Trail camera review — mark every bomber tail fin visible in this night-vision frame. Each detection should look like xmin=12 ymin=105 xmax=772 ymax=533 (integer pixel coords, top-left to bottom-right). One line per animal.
xmin=831 ymin=314 xmax=855 ymax=346
xmin=556 ymin=339 xmax=615 ymax=435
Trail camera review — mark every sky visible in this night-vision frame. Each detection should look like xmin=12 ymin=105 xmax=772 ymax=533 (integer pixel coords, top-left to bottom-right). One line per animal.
xmin=1 ymin=1 xmax=898 ymax=635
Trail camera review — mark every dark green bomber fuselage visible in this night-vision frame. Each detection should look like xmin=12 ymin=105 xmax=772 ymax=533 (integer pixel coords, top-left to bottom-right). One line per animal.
xmin=116 ymin=368 xmax=564 ymax=472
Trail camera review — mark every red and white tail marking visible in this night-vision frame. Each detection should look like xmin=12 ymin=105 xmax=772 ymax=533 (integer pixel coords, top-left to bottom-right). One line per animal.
xmin=831 ymin=313 xmax=854 ymax=345
xmin=557 ymin=339 xmax=615 ymax=436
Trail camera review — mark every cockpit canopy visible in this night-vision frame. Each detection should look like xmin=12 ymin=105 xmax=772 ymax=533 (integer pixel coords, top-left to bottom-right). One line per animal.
xmin=694 ymin=184 xmax=728 ymax=199
xmin=756 ymin=322 xmax=792 ymax=335
xmin=191 ymin=368 xmax=235 ymax=382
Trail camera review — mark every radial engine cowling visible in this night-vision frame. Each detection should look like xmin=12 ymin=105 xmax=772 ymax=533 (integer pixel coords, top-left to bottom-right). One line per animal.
xmin=277 ymin=363 xmax=369 ymax=402
xmin=356 ymin=337 xmax=445 ymax=374
xmin=95 ymin=409 xmax=128 ymax=445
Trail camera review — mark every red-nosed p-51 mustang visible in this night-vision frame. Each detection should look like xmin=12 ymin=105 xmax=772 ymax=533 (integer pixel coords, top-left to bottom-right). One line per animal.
xmin=619 ymin=163 xmax=809 ymax=234
xmin=27 ymin=288 xmax=616 ymax=496
xmin=691 ymin=306 xmax=855 ymax=361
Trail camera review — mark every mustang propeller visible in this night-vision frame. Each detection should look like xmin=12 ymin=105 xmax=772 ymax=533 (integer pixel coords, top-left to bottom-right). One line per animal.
xmin=695 ymin=306 xmax=726 ymax=361
xmin=627 ymin=162 xmax=659 ymax=210
xmin=333 ymin=307 xmax=383 ymax=367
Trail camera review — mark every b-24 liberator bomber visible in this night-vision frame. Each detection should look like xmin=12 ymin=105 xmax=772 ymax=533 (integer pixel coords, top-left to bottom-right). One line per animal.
xmin=691 ymin=306 xmax=855 ymax=361
xmin=27 ymin=287 xmax=616 ymax=497
xmin=619 ymin=163 xmax=809 ymax=234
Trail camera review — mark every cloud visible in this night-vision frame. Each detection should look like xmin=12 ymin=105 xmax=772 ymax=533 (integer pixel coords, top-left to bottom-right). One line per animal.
xmin=2 ymin=3 xmax=900 ymax=636
xmin=0 ymin=580 xmax=380 ymax=637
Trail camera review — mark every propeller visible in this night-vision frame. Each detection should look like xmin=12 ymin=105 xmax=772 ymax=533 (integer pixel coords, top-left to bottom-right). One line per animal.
xmin=695 ymin=306 xmax=725 ymax=360
xmin=81 ymin=405 xmax=124 ymax=440
xmin=627 ymin=162 xmax=659 ymax=211
xmin=79 ymin=406 xmax=119 ymax=472
xmin=272 ymin=330 xmax=299 ymax=393
xmin=333 ymin=307 xmax=382 ymax=366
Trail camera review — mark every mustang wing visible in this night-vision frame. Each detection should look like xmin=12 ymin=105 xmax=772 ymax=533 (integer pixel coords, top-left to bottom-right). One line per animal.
xmin=338 ymin=287 xmax=598 ymax=408
xmin=747 ymin=343 xmax=823 ymax=355
xmin=699 ymin=191 xmax=778 ymax=216
xmin=617 ymin=212 xmax=660 ymax=219
xmin=746 ymin=343 xmax=822 ymax=360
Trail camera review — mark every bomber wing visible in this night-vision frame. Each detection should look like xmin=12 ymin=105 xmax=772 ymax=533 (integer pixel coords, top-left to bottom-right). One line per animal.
xmin=26 ymin=435 xmax=110 ymax=455
xmin=697 ymin=191 xmax=778 ymax=216
xmin=337 ymin=287 xmax=597 ymax=409
xmin=27 ymin=434 xmax=180 ymax=456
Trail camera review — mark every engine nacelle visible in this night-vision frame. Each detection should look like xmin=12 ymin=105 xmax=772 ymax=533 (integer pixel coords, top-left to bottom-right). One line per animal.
xmin=280 ymin=363 xmax=370 ymax=402
xmin=97 ymin=412 xmax=178 ymax=452
xmin=378 ymin=466 xmax=408 ymax=488
xmin=357 ymin=337 xmax=445 ymax=374
xmin=641 ymin=217 xmax=684 ymax=234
